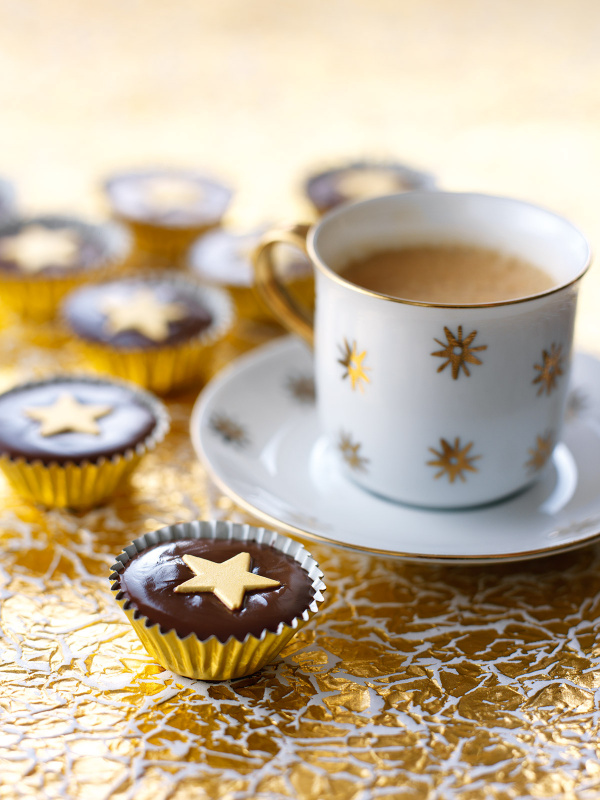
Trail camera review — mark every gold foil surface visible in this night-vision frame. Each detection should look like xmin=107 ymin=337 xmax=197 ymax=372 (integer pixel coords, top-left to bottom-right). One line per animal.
xmin=3 ymin=1 xmax=600 ymax=797
xmin=2 ymin=316 xmax=600 ymax=800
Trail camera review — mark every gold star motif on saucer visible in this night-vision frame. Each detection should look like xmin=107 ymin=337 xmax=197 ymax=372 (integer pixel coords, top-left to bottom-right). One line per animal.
xmin=525 ymin=431 xmax=554 ymax=472
xmin=174 ymin=552 xmax=280 ymax=610
xmin=25 ymin=392 xmax=112 ymax=437
xmin=431 ymin=326 xmax=487 ymax=379
xmin=533 ymin=343 xmax=564 ymax=396
xmin=1 ymin=225 xmax=80 ymax=273
xmin=338 ymin=338 xmax=370 ymax=391
xmin=102 ymin=289 xmax=188 ymax=341
xmin=209 ymin=412 xmax=249 ymax=446
xmin=427 ymin=437 xmax=481 ymax=483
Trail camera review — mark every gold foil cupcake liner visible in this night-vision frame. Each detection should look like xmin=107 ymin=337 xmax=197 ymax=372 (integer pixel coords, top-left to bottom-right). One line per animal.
xmin=103 ymin=169 xmax=233 ymax=267
xmin=110 ymin=520 xmax=326 ymax=681
xmin=118 ymin=217 xmax=221 ymax=266
xmin=0 ymin=215 xmax=131 ymax=321
xmin=64 ymin=272 xmax=235 ymax=394
xmin=0 ymin=374 xmax=169 ymax=510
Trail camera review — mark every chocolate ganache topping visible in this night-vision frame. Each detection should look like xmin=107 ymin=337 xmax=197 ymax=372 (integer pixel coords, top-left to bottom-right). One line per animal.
xmin=105 ymin=170 xmax=232 ymax=228
xmin=116 ymin=538 xmax=316 ymax=643
xmin=0 ymin=379 xmax=158 ymax=464
xmin=305 ymin=161 xmax=435 ymax=213
xmin=63 ymin=279 xmax=214 ymax=349
xmin=0 ymin=220 xmax=108 ymax=276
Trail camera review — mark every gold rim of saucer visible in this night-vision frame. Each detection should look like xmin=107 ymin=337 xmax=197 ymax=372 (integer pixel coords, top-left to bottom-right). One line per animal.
xmin=306 ymin=191 xmax=592 ymax=310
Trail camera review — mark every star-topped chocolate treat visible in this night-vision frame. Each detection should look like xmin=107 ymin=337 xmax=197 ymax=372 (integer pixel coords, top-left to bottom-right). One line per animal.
xmin=0 ymin=218 xmax=115 ymax=276
xmin=0 ymin=375 xmax=169 ymax=508
xmin=304 ymin=159 xmax=436 ymax=215
xmin=64 ymin=277 xmax=220 ymax=348
xmin=62 ymin=275 xmax=234 ymax=394
xmin=105 ymin=169 xmax=232 ymax=228
xmin=103 ymin=168 xmax=233 ymax=266
xmin=0 ymin=215 xmax=130 ymax=321
xmin=111 ymin=521 xmax=326 ymax=680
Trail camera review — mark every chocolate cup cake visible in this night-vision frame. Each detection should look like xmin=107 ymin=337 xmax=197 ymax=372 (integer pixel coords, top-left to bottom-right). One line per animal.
xmin=304 ymin=160 xmax=436 ymax=215
xmin=0 ymin=374 xmax=169 ymax=509
xmin=62 ymin=273 xmax=234 ymax=394
xmin=0 ymin=215 xmax=130 ymax=321
xmin=104 ymin=168 xmax=233 ymax=265
xmin=110 ymin=520 xmax=326 ymax=680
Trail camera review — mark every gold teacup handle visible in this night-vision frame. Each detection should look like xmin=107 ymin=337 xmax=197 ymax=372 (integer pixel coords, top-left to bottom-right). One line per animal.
xmin=253 ymin=223 xmax=314 ymax=347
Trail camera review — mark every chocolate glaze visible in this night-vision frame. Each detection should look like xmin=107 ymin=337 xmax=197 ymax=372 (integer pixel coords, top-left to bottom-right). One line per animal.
xmin=63 ymin=279 xmax=213 ymax=349
xmin=116 ymin=539 xmax=316 ymax=643
xmin=0 ymin=221 xmax=108 ymax=276
xmin=0 ymin=380 xmax=158 ymax=464
xmin=305 ymin=161 xmax=433 ymax=213
xmin=105 ymin=170 xmax=232 ymax=228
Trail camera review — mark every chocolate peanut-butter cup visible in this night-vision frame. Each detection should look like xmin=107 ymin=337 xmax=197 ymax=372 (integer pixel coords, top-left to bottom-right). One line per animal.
xmin=110 ymin=520 xmax=326 ymax=680
xmin=0 ymin=374 xmax=169 ymax=509
xmin=62 ymin=273 xmax=234 ymax=394
xmin=0 ymin=215 xmax=130 ymax=321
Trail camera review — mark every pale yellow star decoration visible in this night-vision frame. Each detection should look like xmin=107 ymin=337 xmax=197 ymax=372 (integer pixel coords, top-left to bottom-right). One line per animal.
xmin=336 ymin=168 xmax=403 ymax=200
xmin=525 ymin=431 xmax=554 ymax=472
xmin=1 ymin=225 xmax=80 ymax=273
xmin=173 ymin=552 xmax=280 ymax=610
xmin=102 ymin=289 xmax=188 ymax=341
xmin=533 ymin=343 xmax=564 ymax=396
xmin=337 ymin=338 xmax=370 ymax=391
xmin=25 ymin=392 xmax=112 ymax=436
xmin=427 ymin=437 xmax=481 ymax=483
xmin=144 ymin=177 xmax=204 ymax=211
xmin=431 ymin=326 xmax=487 ymax=379
xmin=338 ymin=430 xmax=370 ymax=472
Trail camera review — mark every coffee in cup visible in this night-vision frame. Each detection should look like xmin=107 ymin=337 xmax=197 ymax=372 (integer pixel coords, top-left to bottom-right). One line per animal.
xmin=339 ymin=244 xmax=555 ymax=305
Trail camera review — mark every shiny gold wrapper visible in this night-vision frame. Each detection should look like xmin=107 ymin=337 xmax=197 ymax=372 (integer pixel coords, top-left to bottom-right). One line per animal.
xmin=119 ymin=217 xmax=222 ymax=266
xmin=110 ymin=520 xmax=326 ymax=680
xmin=0 ymin=374 xmax=169 ymax=509
xmin=0 ymin=218 xmax=130 ymax=321
xmin=67 ymin=276 xmax=235 ymax=394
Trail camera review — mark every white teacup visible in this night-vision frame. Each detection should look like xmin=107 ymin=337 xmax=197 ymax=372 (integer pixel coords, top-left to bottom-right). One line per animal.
xmin=253 ymin=192 xmax=590 ymax=508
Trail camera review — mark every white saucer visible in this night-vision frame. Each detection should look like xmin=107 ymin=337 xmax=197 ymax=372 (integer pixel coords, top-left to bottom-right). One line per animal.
xmin=191 ymin=337 xmax=600 ymax=563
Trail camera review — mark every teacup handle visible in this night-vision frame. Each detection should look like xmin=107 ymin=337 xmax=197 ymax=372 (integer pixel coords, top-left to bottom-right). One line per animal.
xmin=253 ymin=223 xmax=314 ymax=347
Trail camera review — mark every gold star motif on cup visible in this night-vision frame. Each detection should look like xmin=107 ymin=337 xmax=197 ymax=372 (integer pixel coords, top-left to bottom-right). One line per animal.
xmin=102 ymin=289 xmax=188 ymax=341
xmin=533 ymin=343 xmax=564 ymax=396
xmin=338 ymin=430 xmax=369 ymax=472
xmin=525 ymin=431 xmax=554 ymax=472
xmin=1 ymin=225 xmax=80 ymax=273
xmin=338 ymin=338 xmax=370 ymax=391
xmin=427 ymin=437 xmax=481 ymax=483
xmin=431 ymin=326 xmax=487 ymax=379
xmin=25 ymin=392 xmax=112 ymax=436
xmin=174 ymin=552 xmax=280 ymax=610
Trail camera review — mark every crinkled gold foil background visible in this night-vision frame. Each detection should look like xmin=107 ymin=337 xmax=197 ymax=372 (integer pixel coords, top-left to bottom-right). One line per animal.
xmin=2 ymin=2 xmax=600 ymax=797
